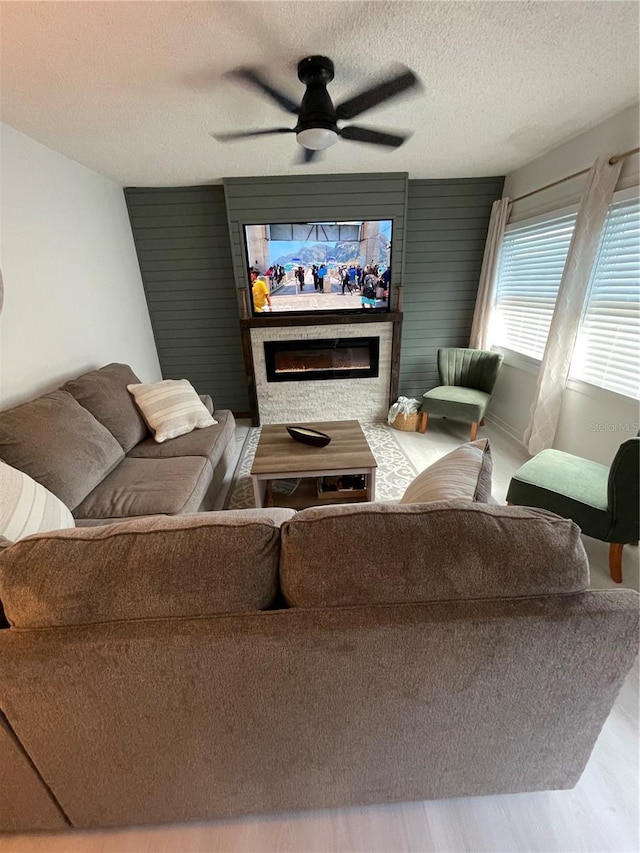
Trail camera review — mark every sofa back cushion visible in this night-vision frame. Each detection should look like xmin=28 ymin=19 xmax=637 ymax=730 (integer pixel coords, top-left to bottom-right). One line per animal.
xmin=0 ymin=391 xmax=124 ymax=510
xmin=63 ymin=363 xmax=149 ymax=452
xmin=279 ymin=501 xmax=588 ymax=608
xmin=0 ymin=508 xmax=294 ymax=627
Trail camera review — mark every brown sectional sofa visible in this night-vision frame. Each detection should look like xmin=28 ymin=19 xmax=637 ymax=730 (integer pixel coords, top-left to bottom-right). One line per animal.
xmin=0 ymin=501 xmax=638 ymax=832
xmin=0 ymin=363 xmax=236 ymax=522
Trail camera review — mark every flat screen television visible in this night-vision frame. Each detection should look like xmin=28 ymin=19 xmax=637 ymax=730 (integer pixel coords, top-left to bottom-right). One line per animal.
xmin=244 ymin=220 xmax=393 ymax=317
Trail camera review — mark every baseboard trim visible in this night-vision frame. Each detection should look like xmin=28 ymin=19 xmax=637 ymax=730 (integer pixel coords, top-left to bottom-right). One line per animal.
xmin=485 ymin=413 xmax=525 ymax=445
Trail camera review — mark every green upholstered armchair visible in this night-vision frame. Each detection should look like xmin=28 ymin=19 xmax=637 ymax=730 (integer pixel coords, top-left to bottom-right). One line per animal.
xmin=506 ymin=436 xmax=640 ymax=583
xmin=419 ymin=348 xmax=504 ymax=441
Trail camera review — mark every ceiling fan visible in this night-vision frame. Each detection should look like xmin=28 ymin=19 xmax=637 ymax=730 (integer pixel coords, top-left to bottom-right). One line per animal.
xmin=212 ymin=55 xmax=419 ymax=163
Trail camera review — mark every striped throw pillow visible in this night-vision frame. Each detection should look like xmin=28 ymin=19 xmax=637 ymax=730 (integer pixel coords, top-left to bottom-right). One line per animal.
xmin=0 ymin=461 xmax=75 ymax=543
xmin=127 ymin=379 xmax=217 ymax=443
xmin=400 ymin=439 xmax=492 ymax=504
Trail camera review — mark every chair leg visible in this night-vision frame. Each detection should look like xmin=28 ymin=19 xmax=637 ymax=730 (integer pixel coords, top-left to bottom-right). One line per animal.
xmin=419 ymin=412 xmax=428 ymax=434
xmin=609 ymin=543 xmax=624 ymax=584
xmin=470 ymin=422 xmax=478 ymax=441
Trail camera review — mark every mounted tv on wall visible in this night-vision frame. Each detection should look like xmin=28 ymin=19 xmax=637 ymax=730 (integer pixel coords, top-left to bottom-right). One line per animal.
xmin=244 ymin=220 xmax=393 ymax=317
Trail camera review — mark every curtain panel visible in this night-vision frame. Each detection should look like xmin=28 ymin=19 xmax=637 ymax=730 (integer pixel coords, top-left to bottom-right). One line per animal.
xmin=524 ymin=155 xmax=623 ymax=455
xmin=469 ymin=197 xmax=511 ymax=351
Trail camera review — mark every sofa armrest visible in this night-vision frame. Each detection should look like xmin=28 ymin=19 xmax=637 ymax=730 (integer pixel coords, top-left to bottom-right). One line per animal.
xmin=199 ymin=394 xmax=214 ymax=414
xmin=0 ymin=712 xmax=67 ymax=831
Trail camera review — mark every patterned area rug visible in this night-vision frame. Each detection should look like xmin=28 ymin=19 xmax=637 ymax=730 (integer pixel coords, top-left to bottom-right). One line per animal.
xmin=225 ymin=422 xmax=418 ymax=510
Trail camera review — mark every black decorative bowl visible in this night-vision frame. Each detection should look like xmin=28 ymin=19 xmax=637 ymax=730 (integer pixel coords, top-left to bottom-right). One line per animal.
xmin=286 ymin=426 xmax=332 ymax=448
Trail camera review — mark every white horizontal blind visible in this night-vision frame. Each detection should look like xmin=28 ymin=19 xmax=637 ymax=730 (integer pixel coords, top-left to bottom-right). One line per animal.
xmin=493 ymin=212 xmax=576 ymax=359
xmin=570 ymin=196 xmax=640 ymax=399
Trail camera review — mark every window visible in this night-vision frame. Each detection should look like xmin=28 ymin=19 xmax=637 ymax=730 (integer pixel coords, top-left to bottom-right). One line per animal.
xmin=570 ymin=194 xmax=640 ymax=399
xmin=493 ymin=211 xmax=576 ymax=359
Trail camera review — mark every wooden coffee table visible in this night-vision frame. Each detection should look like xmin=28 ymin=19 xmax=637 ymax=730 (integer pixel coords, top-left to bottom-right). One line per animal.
xmin=251 ymin=419 xmax=377 ymax=509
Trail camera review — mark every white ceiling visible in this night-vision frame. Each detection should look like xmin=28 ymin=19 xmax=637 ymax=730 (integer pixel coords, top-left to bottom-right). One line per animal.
xmin=1 ymin=1 xmax=638 ymax=187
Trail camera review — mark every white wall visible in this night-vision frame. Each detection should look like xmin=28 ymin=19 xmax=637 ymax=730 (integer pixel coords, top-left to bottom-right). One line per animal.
xmin=0 ymin=123 xmax=161 ymax=408
xmin=489 ymin=106 xmax=639 ymax=465
xmin=505 ymin=104 xmax=639 ymax=222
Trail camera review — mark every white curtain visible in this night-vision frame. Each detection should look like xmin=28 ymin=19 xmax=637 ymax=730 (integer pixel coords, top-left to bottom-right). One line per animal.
xmin=524 ymin=155 xmax=623 ymax=455
xmin=469 ymin=197 xmax=511 ymax=350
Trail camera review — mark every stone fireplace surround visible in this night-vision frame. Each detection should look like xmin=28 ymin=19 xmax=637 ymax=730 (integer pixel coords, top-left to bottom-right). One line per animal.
xmin=240 ymin=313 xmax=402 ymax=425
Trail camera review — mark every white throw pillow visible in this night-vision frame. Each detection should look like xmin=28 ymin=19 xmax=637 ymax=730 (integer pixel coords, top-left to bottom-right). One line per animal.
xmin=0 ymin=461 xmax=75 ymax=543
xmin=400 ymin=439 xmax=492 ymax=504
xmin=127 ymin=379 xmax=217 ymax=443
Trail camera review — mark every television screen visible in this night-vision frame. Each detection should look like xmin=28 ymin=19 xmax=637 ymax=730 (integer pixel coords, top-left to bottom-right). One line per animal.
xmin=244 ymin=220 xmax=392 ymax=316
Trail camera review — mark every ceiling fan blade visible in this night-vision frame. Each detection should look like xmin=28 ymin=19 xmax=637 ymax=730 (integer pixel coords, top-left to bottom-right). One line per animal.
xmin=339 ymin=126 xmax=408 ymax=148
xmin=295 ymin=147 xmax=321 ymax=165
xmin=212 ymin=128 xmax=296 ymax=142
xmin=335 ymin=68 xmax=418 ymax=120
xmin=227 ymin=67 xmax=300 ymax=114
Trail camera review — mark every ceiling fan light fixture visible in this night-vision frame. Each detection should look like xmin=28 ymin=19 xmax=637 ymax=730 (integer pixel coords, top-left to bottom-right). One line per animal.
xmin=296 ymin=127 xmax=339 ymax=150
xmin=216 ymin=57 xmax=420 ymax=163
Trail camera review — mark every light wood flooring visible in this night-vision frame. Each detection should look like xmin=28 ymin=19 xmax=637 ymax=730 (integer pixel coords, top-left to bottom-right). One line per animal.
xmin=3 ymin=419 xmax=638 ymax=853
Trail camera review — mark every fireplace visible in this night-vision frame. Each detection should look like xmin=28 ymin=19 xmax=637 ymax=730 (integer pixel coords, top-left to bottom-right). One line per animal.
xmin=264 ymin=337 xmax=380 ymax=382
xmin=242 ymin=313 xmax=402 ymax=424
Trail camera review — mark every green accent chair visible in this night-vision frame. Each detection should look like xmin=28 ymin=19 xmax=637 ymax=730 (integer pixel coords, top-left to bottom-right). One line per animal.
xmin=419 ymin=348 xmax=504 ymax=441
xmin=506 ymin=437 xmax=640 ymax=583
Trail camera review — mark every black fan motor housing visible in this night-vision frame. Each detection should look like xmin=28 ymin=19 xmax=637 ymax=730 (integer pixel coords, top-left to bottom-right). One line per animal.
xmin=297 ymin=55 xmax=335 ymax=85
xmin=296 ymin=56 xmax=338 ymax=132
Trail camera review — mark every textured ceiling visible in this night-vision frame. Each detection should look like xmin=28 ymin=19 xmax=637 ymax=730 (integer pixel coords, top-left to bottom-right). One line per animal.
xmin=1 ymin=1 xmax=638 ymax=186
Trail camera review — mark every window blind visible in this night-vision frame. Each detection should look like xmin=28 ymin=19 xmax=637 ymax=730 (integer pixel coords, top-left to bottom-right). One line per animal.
xmin=570 ymin=196 xmax=640 ymax=399
xmin=493 ymin=212 xmax=576 ymax=359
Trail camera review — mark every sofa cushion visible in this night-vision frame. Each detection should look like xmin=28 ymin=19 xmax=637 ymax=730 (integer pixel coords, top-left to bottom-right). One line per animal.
xmin=127 ymin=410 xmax=235 ymax=466
xmin=63 ymin=363 xmax=149 ymax=452
xmin=73 ymin=456 xmax=213 ymax=519
xmin=279 ymin=501 xmax=588 ymax=608
xmin=400 ymin=439 xmax=492 ymax=504
xmin=0 ymin=461 xmax=75 ymax=543
xmin=127 ymin=379 xmax=216 ymax=443
xmin=421 ymin=386 xmax=490 ymax=423
xmin=0 ymin=390 xmax=124 ymax=510
xmin=0 ymin=509 xmax=295 ymax=627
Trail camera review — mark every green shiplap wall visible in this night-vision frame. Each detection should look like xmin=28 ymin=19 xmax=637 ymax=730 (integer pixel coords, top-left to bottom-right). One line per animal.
xmin=125 ymin=174 xmax=503 ymax=414
xmin=223 ymin=173 xmax=409 ymax=292
xmin=124 ymin=186 xmax=249 ymax=413
xmin=400 ymin=177 xmax=504 ymax=397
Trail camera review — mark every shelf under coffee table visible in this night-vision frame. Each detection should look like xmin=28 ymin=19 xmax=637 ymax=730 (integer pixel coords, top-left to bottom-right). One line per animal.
xmin=250 ymin=419 xmax=377 ymax=509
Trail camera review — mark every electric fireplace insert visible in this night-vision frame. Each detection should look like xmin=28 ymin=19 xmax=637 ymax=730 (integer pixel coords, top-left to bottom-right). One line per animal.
xmin=264 ymin=337 xmax=380 ymax=382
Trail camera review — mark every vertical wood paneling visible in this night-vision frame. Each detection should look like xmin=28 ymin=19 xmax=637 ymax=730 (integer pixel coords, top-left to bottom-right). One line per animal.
xmin=124 ymin=186 xmax=249 ymax=412
xmin=400 ymin=177 xmax=504 ymax=397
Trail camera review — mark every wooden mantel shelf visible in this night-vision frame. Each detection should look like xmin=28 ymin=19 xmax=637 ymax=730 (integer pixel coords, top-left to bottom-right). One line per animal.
xmin=240 ymin=311 xmax=403 ymax=330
